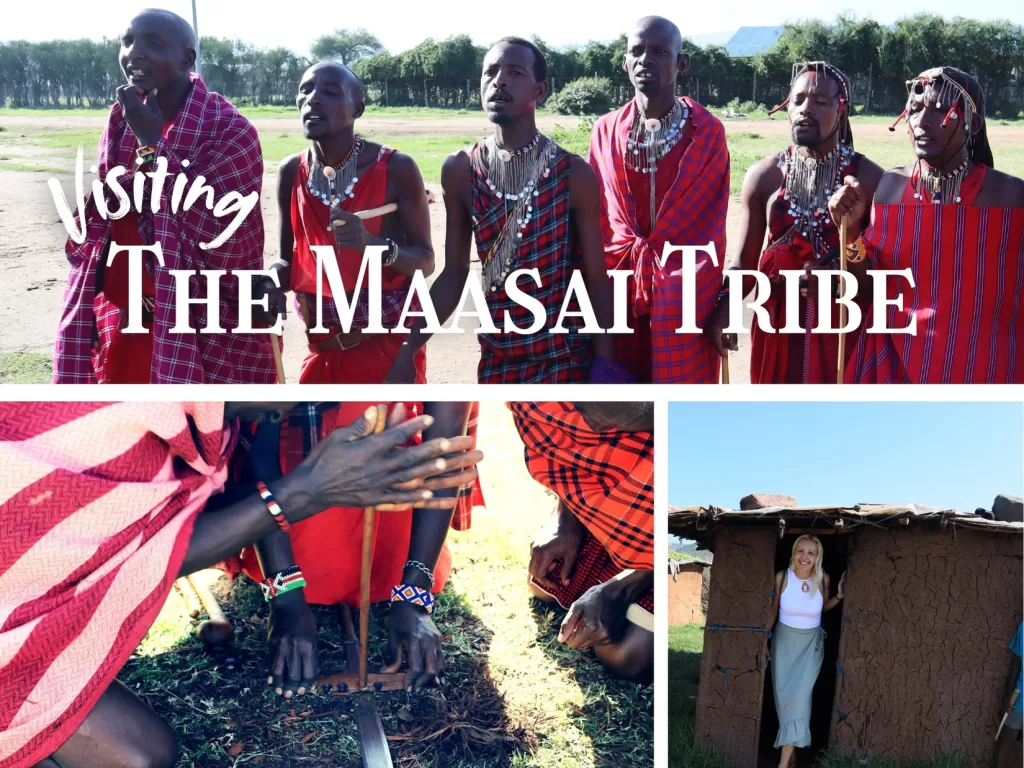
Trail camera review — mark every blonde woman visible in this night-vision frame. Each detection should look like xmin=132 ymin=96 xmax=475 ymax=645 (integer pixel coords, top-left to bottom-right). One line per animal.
xmin=769 ymin=535 xmax=846 ymax=768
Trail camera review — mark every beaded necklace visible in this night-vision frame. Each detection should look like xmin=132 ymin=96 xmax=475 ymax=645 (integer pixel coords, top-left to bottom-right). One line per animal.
xmin=778 ymin=141 xmax=855 ymax=238
xmin=910 ymin=157 xmax=971 ymax=204
xmin=627 ymin=99 xmax=689 ymax=232
xmin=307 ymin=135 xmax=364 ymax=205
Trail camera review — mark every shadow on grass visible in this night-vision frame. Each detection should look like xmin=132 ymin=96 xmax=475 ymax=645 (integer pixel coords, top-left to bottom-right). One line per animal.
xmin=527 ymin=598 xmax=654 ymax=767
xmin=121 ymin=576 xmax=521 ymax=768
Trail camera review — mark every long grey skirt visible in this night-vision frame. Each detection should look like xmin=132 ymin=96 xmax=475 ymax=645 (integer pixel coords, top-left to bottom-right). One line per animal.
xmin=771 ymin=622 xmax=825 ymax=748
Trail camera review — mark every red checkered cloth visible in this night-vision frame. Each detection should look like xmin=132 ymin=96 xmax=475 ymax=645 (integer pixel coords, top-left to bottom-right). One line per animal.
xmin=469 ymin=140 xmax=592 ymax=383
xmin=589 ymin=98 xmax=730 ymax=383
xmin=55 ymin=74 xmax=275 ymax=384
xmin=530 ymin=530 xmax=655 ymax=614
xmin=750 ymin=149 xmax=865 ymax=384
xmin=0 ymin=403 xmax=234 ymax=768
xmin=507 ymin=402 xmax=653 ymax=570
xmin=847 ymin=204 xmax=1024 ymax=383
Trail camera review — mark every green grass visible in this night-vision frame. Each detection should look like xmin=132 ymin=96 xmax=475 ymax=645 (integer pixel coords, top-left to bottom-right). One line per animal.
xmin=0 ymin=352 xmax=52 ymax=383
xmin=816 ymin=749 xmax=978 ymax=768
xmin=4 ymin=112 xmax=1021 ymax=197
xmin=669 ymin=624 xmax=728 ymax=768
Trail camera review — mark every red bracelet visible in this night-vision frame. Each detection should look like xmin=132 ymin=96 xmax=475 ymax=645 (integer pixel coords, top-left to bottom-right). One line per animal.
xmin=256 ymin=481 xmax=290 ymax=532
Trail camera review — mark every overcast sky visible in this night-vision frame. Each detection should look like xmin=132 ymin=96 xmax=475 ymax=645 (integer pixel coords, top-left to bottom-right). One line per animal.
xmin=3 ymin=1 xmax=1021 ymax=54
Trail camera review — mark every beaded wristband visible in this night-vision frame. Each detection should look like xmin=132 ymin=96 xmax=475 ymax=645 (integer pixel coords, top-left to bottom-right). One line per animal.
xmin=391 ymin=584 xmax=434 ymax=614
xmin=136 ymin=144 xmax=157 ymax=165
xmin=261 ymin=566 xmax=306 ymax=601
xmin=403 ymin=560 xmax=436 ymax=588
xmin=256 ymin=480 xmax=290 ymax=532
xmin=846 ymin=235 xmax=866 ymax=264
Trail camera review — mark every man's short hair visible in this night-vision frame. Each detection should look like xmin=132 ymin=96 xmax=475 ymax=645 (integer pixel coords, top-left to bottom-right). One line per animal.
xmin=492 ymin=36 xmax=548 ymax=83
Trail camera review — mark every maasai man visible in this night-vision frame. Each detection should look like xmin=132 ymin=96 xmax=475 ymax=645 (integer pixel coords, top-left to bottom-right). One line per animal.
xmin=54 ymin=9 xmax=275 ymax=384
xmin=706 ymin=62 xmax=883 ymax=383
xmin=270 ymin=63 xmax=435 ymax=383
xmin=832 ymin=67 xmax=1024 ymax=384
xmin=589 ymin=17 xmax=730 ymax=383
xmin=509 ymin=402 xmax=654 ymax=683
xmin=227 ymin=402 xmax=486 ymax=696
xmin=0 ymin=402 xmax=480 ymax=768
xmin=385 ymin=38 xmax=624 ymax=384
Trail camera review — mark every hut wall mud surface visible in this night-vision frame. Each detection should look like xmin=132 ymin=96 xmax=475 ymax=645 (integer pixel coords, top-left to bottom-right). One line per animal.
xmin=695 ymin=529 xmax=776 ymax=768
xmin=833 ymin=528 xmax=1023 ymax=763
xmin=668 ymin=568 xmax=705 ymax=625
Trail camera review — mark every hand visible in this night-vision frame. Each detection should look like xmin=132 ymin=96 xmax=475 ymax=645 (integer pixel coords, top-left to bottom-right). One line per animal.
xmin=529 ymin=509 xmax=585 ymax=592
xmin=252 ymin=275 xmax=288 ymax=327
xmin=116 ymin=85 xmax=164 ymax=147
xmin=382 ymin=601 xmax=446 ymax=692
xmin=799 ymin=259 xmax=841 ymax=299
xmin=828 ymin=175 xmax=867 ymax=237
xmin=837 ymin=571 xmax=846 ymax=600
xmin=384 ymin=348 xmax=418 ymax=384
xmin=290 ymin=405 xmax=483 ymax=515
xmin=266 ymin=591 xmax=318 ymax=698
xmin=558 ymin=580 xmax=629 ymax=650
xmin=703 ymin=298 xmax=737 ymax=359
xmin=329 ymin=208 xmax=370 ymax=250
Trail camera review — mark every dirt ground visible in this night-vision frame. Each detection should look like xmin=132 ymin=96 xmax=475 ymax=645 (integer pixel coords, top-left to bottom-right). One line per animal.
xmin=5 ymin=113 xmax=1020 ymax=383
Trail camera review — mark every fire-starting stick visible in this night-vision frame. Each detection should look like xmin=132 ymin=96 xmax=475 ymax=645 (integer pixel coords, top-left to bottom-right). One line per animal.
xmin=837 ymin=215 xmax=849 ymax=384
xmin=359 ymin=406 xmax=388 ymax=690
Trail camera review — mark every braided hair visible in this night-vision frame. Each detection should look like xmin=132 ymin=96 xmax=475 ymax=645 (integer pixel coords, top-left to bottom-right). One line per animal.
xmin=936 ymin=67 xmax=993 ymax=168
xmin=770 ymin=61 xmax=855 ymax=149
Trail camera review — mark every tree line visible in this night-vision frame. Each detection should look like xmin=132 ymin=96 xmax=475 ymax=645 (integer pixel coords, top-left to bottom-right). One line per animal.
xmin=1 ymin=14 xmax=1021 ymax=115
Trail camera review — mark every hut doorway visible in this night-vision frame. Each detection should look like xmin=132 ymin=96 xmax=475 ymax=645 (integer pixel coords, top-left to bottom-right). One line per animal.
xmin=758 ymin=531 xmax=849 ymax=767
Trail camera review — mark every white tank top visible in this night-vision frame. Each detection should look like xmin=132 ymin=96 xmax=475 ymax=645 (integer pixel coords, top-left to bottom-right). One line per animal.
xmin=778 ymin=568 xmax=823 ymax=629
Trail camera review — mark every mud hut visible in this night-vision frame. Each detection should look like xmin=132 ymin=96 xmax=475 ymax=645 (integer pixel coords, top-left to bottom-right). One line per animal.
xmin=668 ymin=503 xmax=1023 ymax=767
xmin=668 ymin=559 xmax=710 ymax=626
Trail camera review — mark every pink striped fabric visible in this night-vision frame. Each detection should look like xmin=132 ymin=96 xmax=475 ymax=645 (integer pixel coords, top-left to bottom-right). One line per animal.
xmin=0 ymin=404 xmax=234 ymax=767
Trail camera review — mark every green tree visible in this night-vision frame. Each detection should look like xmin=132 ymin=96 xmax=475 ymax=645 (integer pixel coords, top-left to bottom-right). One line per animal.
xmin=310 ymin=28 xmax=383 ymax=66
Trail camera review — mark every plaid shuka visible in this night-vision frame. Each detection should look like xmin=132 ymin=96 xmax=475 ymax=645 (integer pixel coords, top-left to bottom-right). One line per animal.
xmin=507 ymin=402 xmax=653 ymax=570
xmin=750 ymin=149 xmax=864 ymax=384
xmin=469 ymin=140 xmax=592 ymax=383
xmin=0 ymin=403 xmax=234 ymax=768
xmin=55 ymin=74 xmax=275 ymax=384
xmin=589 ymin=98 xmax=730 ymax=383
xmin=847 ymin=204 xmax=1024 ymax=383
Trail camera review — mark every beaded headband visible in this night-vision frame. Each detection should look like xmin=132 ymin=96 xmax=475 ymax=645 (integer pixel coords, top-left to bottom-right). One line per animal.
xmin=769 ymin=61 xmax=852 ymax=117
xmin=888 ymin=67 xmax=980 ymax=133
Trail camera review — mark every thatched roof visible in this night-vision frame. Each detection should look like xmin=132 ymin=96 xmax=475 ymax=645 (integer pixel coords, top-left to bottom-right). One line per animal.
xmin=668 ymin=503 xmax=1024 ymax=538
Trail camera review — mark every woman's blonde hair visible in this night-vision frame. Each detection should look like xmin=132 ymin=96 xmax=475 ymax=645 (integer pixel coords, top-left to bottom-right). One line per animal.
xmin=789 ymin=534 xmax=824 ymax=594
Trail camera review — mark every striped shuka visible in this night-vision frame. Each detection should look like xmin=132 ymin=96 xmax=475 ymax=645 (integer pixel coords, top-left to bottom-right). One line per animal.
xmin=507 ymin=402 xmax=653 ymax=570
xmin=55 ymin=74 xmax=274 ymax=384
xmin=847 ymin=204 xmax=1024 ymax=383
xmin=589 ymin=98 xmax=730 ymax=383
xmin=0 ymin=404 xmax=234 ymax=767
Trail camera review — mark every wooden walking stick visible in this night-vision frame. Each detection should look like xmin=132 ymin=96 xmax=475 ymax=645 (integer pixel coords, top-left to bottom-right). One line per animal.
xmin=721 ymin=352 xmax=730 ymax=385
xmin=187 ymin=572 xmax=233 ymax=647
xmin=359 ymin=406 xmax=388 ymax=690
xmin=836 ymin=215 xmax=849 ymax=384
xmin=996 ymin=688 xmax=1020 ymax=740
xmin=270 ymin=336 xmax=286 ymax=384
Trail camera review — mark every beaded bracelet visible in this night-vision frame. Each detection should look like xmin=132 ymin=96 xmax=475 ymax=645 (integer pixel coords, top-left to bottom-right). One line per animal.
xmin=136 ymin=144 xmax=157 ymax=166
xmin=256 ymin=480 xmax=290 ymax=532
xmin=391 ymin=584 xmax=434 ymax=614
xmin=846 ymin=235 xmax=867 ymax=264
xmin=261 ymin=566 xmax=306 ymax=601
xmin=403 ymin=560 xmax=435 ymax=588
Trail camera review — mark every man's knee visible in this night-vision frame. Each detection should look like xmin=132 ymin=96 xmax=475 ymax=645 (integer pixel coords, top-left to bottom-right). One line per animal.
xmin=121 ymin=721 xmax=177 ymax=768
xmin=593 ymin=628 xmax=653 ymax=684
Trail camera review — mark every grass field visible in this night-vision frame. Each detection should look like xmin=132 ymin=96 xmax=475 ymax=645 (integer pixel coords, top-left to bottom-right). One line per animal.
xmin=115 ymin=403 xmax=652 ymax=768
xmin=2 ymin=112 xmax=1020 ymax=196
